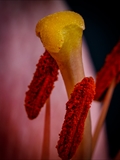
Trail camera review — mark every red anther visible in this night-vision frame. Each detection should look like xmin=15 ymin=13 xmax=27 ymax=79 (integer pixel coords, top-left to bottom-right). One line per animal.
xmin=95 ymin=40 xmax=120 ymax=101
xmin=56 ymin=77 xmax=95 ymax=160
xmin=24 ymin=50 xmax=59 ymax=119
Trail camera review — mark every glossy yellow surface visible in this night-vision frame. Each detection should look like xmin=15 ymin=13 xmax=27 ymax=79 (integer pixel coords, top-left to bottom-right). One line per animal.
xmin=36 ymin=11 xmax=85 ymax=55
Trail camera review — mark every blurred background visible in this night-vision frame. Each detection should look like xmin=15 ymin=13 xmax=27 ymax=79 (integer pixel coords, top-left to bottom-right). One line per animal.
xmin=64 ymin=0 xmax=120 ymax=159
xmin=0 ymin=0 xmax=119 ymax=160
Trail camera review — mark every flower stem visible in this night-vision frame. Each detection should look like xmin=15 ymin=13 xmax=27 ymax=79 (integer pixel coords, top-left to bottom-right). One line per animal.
xmin=41 ymin=97 xmax=51 ymax=160
xmin=92 ymin=78 xmax=116 ymax=155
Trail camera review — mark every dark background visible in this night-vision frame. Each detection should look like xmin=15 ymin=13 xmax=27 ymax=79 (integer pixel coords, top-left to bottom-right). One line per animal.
xmin=0 ymin=0 xmax=119 ymax=159
xmin=65 ymin=0 xmax=120 ymax=158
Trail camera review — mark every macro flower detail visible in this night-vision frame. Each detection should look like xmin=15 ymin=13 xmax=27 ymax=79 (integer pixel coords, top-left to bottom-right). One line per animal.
xmin=92 ymin=40 xmax=120 ymax=154
xmin=95 ymin=40 xmax=120 ymax=101
xmin=56 ymin=77 xmax=95 ymax=160
xmin=24 ymin=11 xmax=95 ymax=160
xmin=25 ymin=50 xmax=59 ymax=119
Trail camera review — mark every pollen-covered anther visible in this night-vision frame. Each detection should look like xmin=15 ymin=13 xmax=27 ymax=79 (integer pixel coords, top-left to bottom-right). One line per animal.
xmin=56 ymin=77 xmax=95 ymax=160
xmin=95 ymin=40 xmax=120 ymax=101
xmin=25 ymin=51 xmax=59 ymax=119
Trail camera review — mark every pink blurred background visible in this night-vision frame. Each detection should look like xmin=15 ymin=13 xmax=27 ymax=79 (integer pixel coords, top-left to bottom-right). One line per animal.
xmin=0 ymin=1 xmax=111 ymax=159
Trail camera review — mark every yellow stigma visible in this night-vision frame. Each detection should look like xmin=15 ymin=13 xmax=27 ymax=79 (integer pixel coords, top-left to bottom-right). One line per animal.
xmin=36 ymin=11 xmax=85 ymax=56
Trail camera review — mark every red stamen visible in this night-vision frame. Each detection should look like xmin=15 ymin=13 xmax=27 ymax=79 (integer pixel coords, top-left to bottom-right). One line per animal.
xmin=56 ymin=77 xmax=95 ymax=160
xmin=24 ymin=50 xmax=59 ymax=119
xmin=95 ymin=40 xmax=120 ymax=101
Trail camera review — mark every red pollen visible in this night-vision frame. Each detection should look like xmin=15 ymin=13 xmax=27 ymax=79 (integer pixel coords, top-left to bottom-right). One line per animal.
xmin=95 ymin=40 xmax=120 ymax=101
xmin=24 ymin=50 xmax=59 ymax=119
xmin=56 ymin=77 xmax=95 ymax=160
